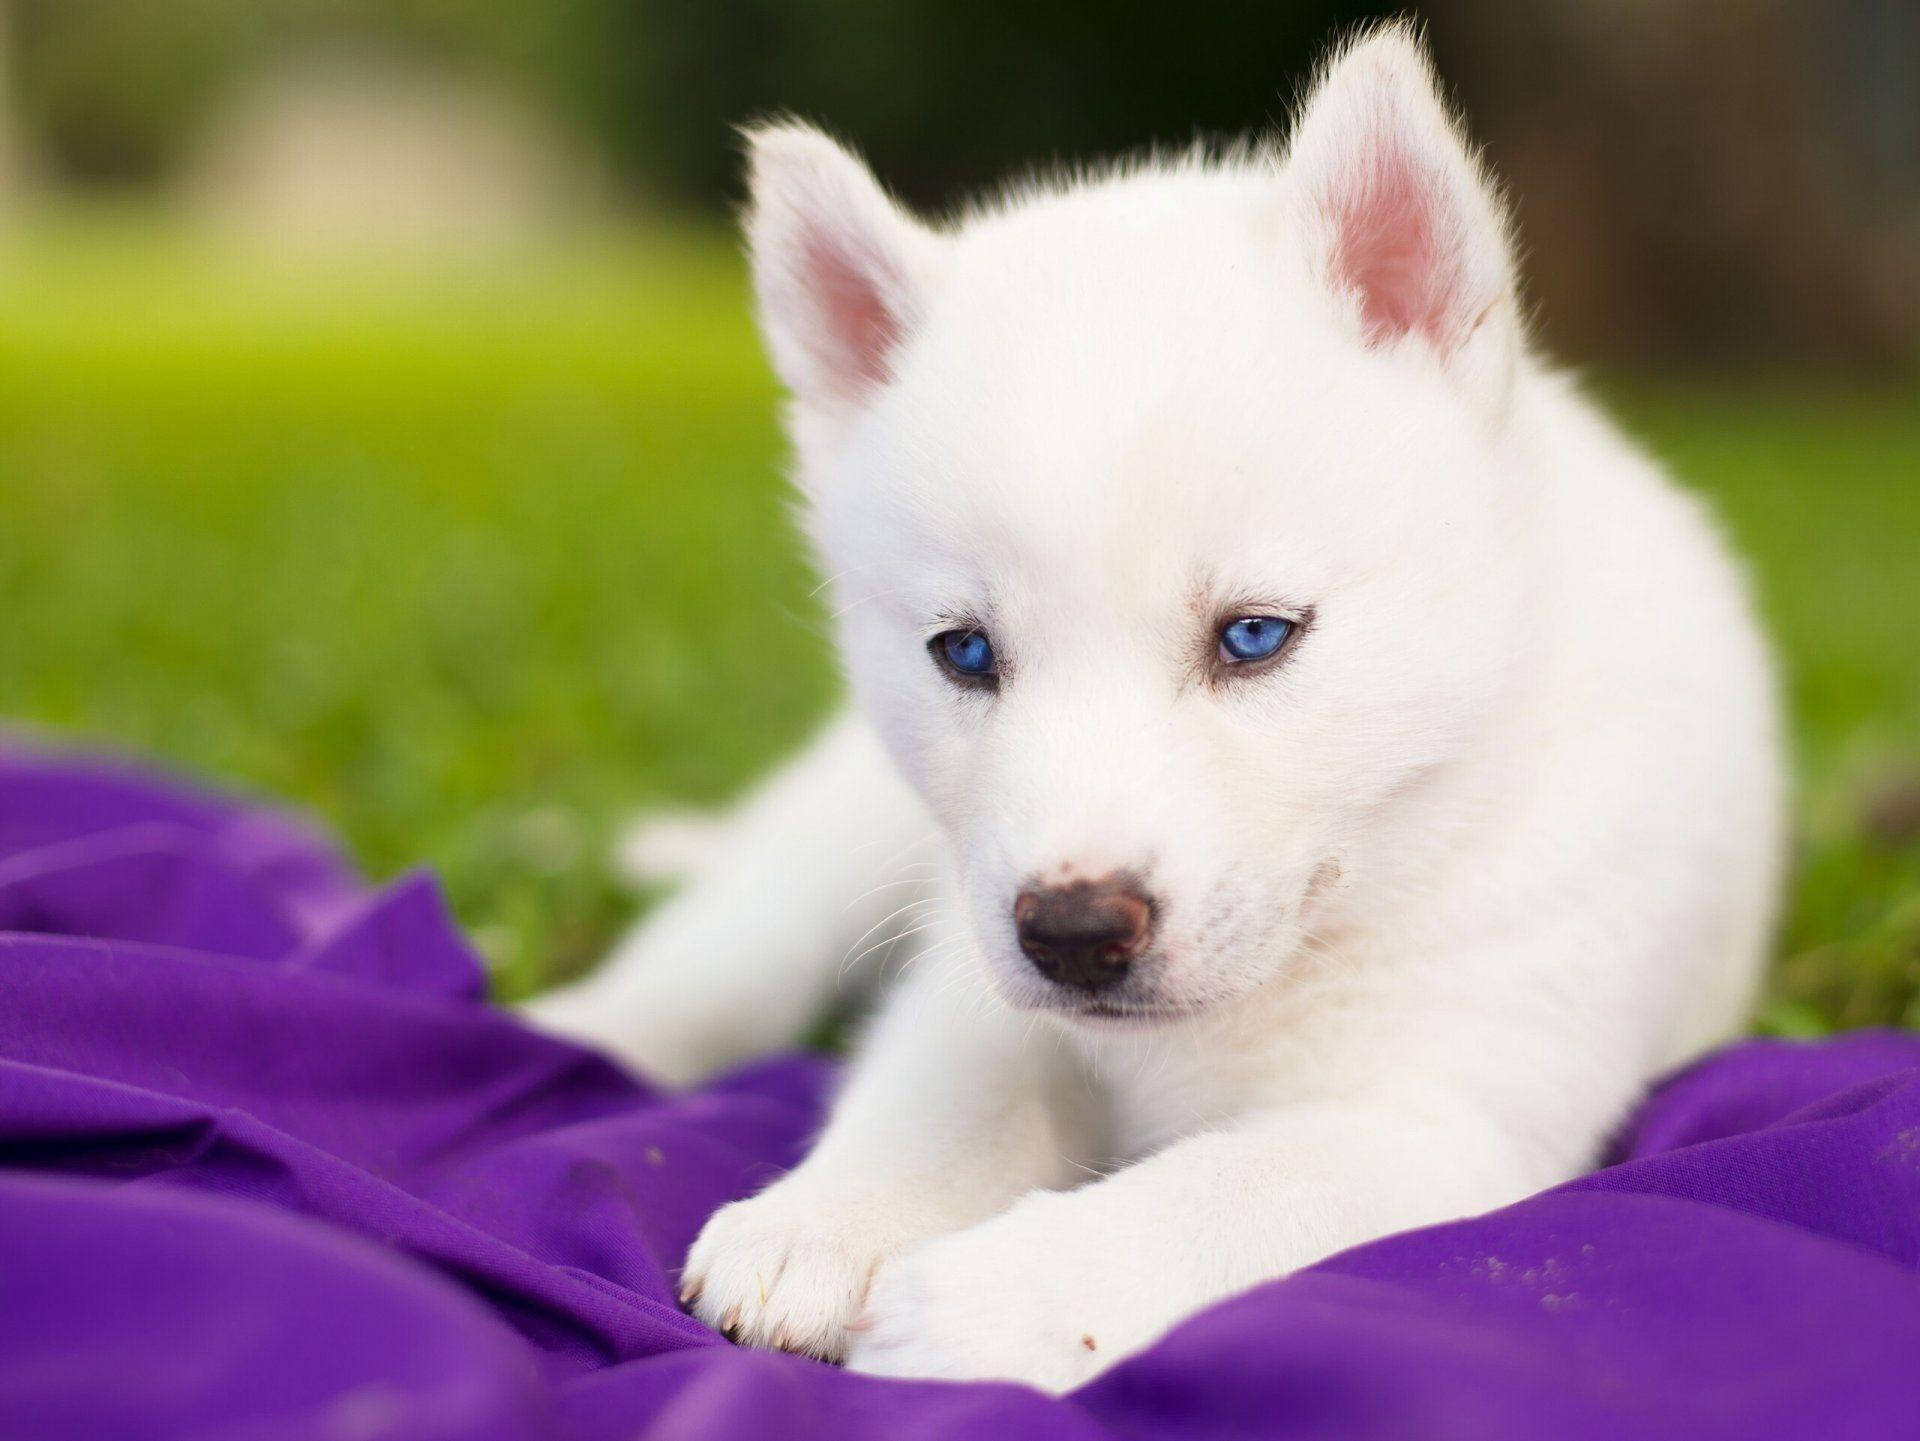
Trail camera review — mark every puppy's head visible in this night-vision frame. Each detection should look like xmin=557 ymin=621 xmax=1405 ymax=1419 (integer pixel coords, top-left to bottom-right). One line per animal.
xmin=746 ymin=27 xmax=1536 ymax=1025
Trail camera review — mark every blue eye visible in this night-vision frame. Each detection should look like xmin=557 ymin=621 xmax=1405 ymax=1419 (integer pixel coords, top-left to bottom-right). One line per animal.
xmin=1218 ymin=616 xmax=1294 ymax=664
xmin=934 ymin=628 xmax=997 ymax=680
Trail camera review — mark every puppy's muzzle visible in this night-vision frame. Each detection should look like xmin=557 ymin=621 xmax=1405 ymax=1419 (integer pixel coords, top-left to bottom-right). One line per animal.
xmin=1014 ymin=878 xmax=1154 ymax=993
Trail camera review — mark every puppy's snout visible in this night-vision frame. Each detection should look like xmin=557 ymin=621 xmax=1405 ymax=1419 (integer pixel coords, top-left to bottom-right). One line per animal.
xmin=1014 ymin=878 xmax=1154 ymax=992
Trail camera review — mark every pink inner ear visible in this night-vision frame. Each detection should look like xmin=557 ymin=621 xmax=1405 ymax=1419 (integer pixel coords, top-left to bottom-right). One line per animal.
xmin=804 ymin=227 xmax=904 ymax=393
xmin=1330 ymin=135 xmax=1461 ymax=352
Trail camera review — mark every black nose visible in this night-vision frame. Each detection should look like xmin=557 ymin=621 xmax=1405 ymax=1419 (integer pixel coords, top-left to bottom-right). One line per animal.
xmin=1014 ymin=879 xmax=1154 ymax=993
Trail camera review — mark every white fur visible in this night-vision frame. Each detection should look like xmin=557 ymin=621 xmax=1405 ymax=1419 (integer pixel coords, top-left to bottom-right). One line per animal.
xmin=526 ymin=25 xmax=1783 ymax=1391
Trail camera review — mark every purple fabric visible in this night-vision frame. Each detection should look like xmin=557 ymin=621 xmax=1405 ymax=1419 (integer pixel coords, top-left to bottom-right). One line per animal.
xmin=2 ymin=747 xmax=1917 ymax=1440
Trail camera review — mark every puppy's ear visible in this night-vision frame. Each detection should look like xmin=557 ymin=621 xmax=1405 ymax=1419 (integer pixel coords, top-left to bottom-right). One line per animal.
xmin=1287 ymin=24 xmax=1518 ymax=411
xmin=743 ymin=123 xmax=943 ymax=423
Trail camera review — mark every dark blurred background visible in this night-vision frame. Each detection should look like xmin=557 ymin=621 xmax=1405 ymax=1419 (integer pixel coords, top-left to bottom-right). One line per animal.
xmin=1 ymin=1 xmax=1916 ymax=1024
xmin=7 ymin=0 xmax=1917 ymax=366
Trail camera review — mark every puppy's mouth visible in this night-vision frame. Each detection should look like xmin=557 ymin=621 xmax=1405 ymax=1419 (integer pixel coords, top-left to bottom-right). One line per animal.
xmin=1077 ymin=1001 xmax=1189 ymax=1027
xmin=1030 ymin=992 xmax=1199 ymax=1028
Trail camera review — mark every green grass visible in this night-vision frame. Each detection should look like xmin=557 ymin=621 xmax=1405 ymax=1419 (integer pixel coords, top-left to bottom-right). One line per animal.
xmin=2 ymin=215 xmax=1916 ymax=1024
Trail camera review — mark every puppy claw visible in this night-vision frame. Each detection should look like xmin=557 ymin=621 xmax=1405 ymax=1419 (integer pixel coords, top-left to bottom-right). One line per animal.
xmin=678 ymin=1277 xmax=704 ymax=1306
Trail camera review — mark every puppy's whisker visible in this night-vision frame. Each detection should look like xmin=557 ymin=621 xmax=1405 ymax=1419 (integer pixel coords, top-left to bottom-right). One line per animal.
xmin=827 ymin=584 xmax=914 ymax=621
xmin=839 ymin=911 xmax=943 ymax=987
xmin=840 ymin=877 xmax=937 ymax=916
xmin=841 ymin=917 xmax=950 ymax=975
xmin=840 ymin=895 xmax=943 ymax=966
xmin=807 ymin=559 xmax=887 ymax=601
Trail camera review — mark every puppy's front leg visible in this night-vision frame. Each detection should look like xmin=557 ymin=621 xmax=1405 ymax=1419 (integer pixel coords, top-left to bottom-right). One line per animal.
xmin=849 ymin=1086 xmax=1544 ymax=1392
xmin=682 ymin=943 xmax=1087 ymax=1360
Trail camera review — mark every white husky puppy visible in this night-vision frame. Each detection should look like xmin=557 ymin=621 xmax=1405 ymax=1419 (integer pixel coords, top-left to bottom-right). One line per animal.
xmin=527 ymin=25 xmax=1783 ymax=1391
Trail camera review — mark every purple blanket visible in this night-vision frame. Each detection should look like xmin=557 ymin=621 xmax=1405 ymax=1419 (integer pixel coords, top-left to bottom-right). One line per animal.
xmin=1 ymin=748 xmax=1917 ymax=1440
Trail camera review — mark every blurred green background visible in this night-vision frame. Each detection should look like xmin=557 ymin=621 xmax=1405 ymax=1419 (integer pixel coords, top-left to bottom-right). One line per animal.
xmin=0 ymin=2 xmax=1916 ymax=1024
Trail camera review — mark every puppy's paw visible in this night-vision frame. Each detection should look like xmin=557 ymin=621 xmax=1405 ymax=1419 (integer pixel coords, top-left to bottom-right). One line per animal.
xmin=681 ymin=1179 xmax=932 ymax=1361
xmin=517 ymin=984 xmax=720 ymax=1088
xmin=845 ymin=1192 xmax=1138 ymax=1393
